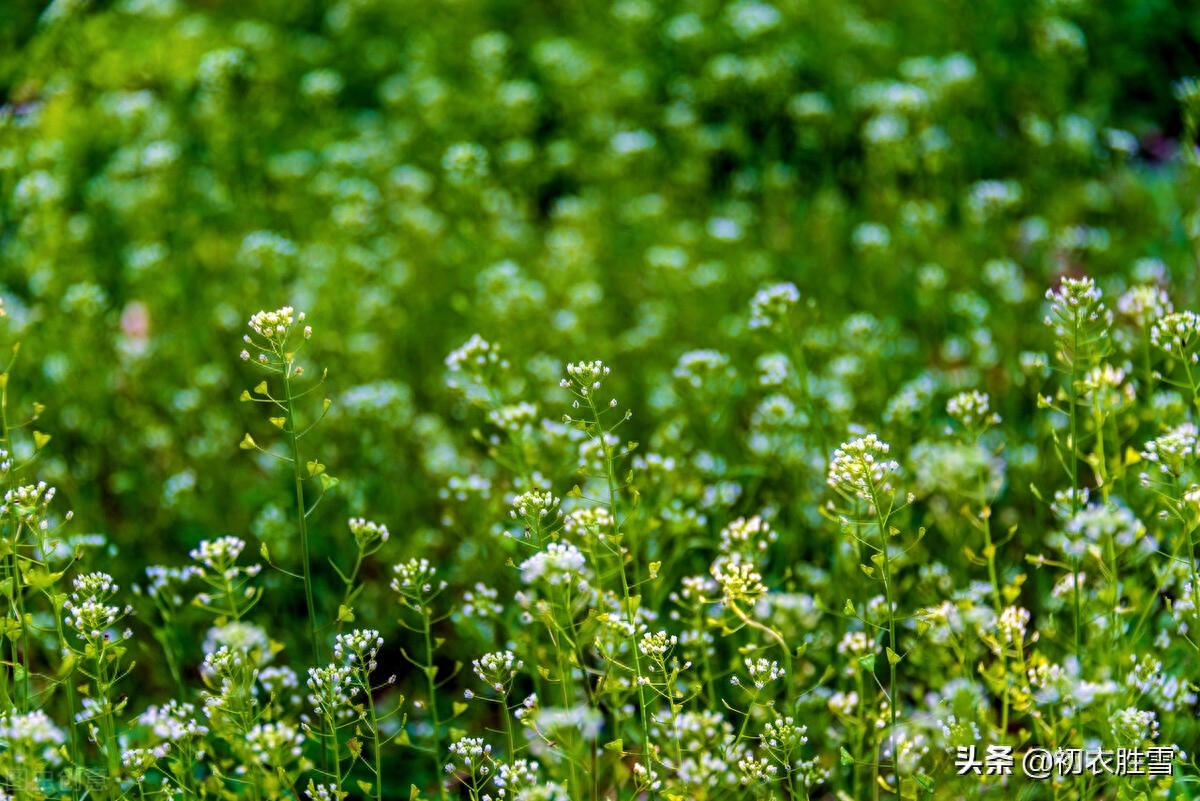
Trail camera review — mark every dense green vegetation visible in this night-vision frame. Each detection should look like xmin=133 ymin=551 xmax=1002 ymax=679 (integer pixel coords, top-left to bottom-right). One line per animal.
xmin=2 ymin=0 xmax=1200 ymax=798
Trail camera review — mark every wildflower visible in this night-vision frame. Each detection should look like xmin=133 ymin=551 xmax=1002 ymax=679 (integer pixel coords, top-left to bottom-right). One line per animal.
xmin=1112 ymin=707 xmax=1160 ymax=744
xmin=518 ymin=542 xmax=590 ymax=587
xmin=445 ymin=334 xmax=506 ymax=375
xmin=946 ymin=390 xmax=1000 ymax=433
xmin=306 ymin=664 xmax=358 ymax=716
xmin=748 ymin=282 xmax=800 ymax=331
xmin=1151 ymin=311 xmax=1200 ymax=361
xmin=334 ymin=629 xmax=383 ymax=670
xmin=348 ymin=517 xmax=389 ymax=550
xmin=1140 ymin=423 xmax=1199 ymax=477
xmin=246 ymin=722 xmax=305 ymax=765
xmin=472 ymin=650 xmax=523 ymax=693
xmin=998 ymin=606 xmax=1031 ymax=644
xmin=710 ymin=553 xmax=766 ymax=603
xmin=718 ymin=515 xmax=776 ymax=555
xmin=1118 ymin=284 xmax=1171 ymax=326
xmin=742 ymin=657 xmax=785 ymax=689
xmin=827 ymin=434 xmax=901 ymax=506
xmin=673 ymin=349 xmax=735 ymax=391
xmin=0 ymin=710 xmax=66 ymax=765
xmin=247 ymin=306 xmax=304 ymax=341
xmin=391 ymin=558 xmax=447 ymax=605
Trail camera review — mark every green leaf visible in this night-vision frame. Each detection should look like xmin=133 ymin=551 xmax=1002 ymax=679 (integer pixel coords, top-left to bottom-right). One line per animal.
xmin=24 ymin=567 xmax=66 ymax=593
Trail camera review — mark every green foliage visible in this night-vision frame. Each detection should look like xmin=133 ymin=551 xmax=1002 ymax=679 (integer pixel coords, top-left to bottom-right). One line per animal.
xmin=2 ymin=0 xmax=1200 ymax=798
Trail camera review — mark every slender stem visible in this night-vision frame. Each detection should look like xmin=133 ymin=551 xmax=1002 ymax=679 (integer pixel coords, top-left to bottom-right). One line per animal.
xmin=586 ymin=394 xmax=656 ymax=799
xmin=366 ymin=679 xmax=383 ymax=801
xmin=284 ymin=363 xmax=322 ymax=668
xmin=868 ymin=489 xmax=900 ymax=794
xmin=423 ymin=611 xmax=449 ymax=801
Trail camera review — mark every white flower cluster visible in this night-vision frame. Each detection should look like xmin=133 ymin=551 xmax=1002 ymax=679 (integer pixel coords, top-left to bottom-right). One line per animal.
xmin=306 ymin=664 xmax=359 ymax=716
xmin=562 ymin=507 xmax=614 ymax=540
xmin=139 ymin=700 xmax=208 ymax=742
xmin=710 ymin=553 xmax=766 ymax=603
xmin=246 ymin=721 xmax=305 ymax=765
xmin=334 ymin=629 xmax=383 ymax=670
xmin=519 ymin=542 xmax=589 ymax=587
xmin=122 ymin=745 xmax=170 ymax=781
xmin=447 ymin=736 xmax=494 ymax=776
xmin=762 ymin=715 xmax=807 ymax=749
xmin=487 ymin=401 xmax=539 ymax=432
xmin=1140 ymin=423 xmax=1200 ymax=477
xmin=143 ymin=565 xmax=198 ymax=606
xmin=998 ymin=605 xmax=1031 ymax=644
xmin=391 ymin=557 xmax=446 ymax=602
xmin=1112 ymin=707 xmax=1160 ymax=744
xmin=445 ymin=334 xmax=507 ymax=374
xmin=1151 ymin=311 xmax=1200 ymax=361
xmin=190 ymin=536 xmax=252 ymax=578
xmin=64 ymin=572 xmax=132 ymax=641
xmin=460 ymin=583 xmax=503 ymax=619
xmin=1118 ymin=284 xmax=1171 ymax=326
xmin=304 ymin=783 xmax=343 ymax=801
xmin=742 ymin=657 xmax=785 ymax=689
xmin=2 ymin=481 xmax=59 ymax=528
xmin=673 ymin=349 xmax=734 ymax=390
xmin=472 ymin=650 xmax=523 ymax=693
xmin=202 ymin=621 xmax=271 ymax=663
xmin=348 ymin=517 xmax=389 ymax=549
xmin=0 ymin=709 xmax=66 ymax=765
xmin=247 ymin=306 xmax=304 ymax=341
xmin=1044 ymin=276 xmax=1112 ymax=340
xmin=966 ymin=179 xmax=1022 ymax=223
xmin=561 ymin=360 xmax=610 ymax=395
xmin=718 ymin=515 xmax=776 ymax=555
xmin=748 ymin=282 xmax=800 ymax=331
xmin=259 ymin=666 xmax=301 ymax=705
xmin=946 ymin=390 xmax=1000 ymax=430
xmin=637 ymin=630 xmax=678 ymax=658
xmin=827 ymin=434 xmax=901 ymax=504
xmin=509 ymin=489 xmax=561 ymax=522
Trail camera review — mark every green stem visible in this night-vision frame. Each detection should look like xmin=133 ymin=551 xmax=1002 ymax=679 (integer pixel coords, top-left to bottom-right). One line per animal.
xmin=366 ymin=680 xmax=383 ymax=801
xmin=586 ymin=394 xmax=656 ymax=800
xmin=422 ymin=611 xmax=449 ymax=801
xmin=283 ymin=364 xmax=322 ymax=668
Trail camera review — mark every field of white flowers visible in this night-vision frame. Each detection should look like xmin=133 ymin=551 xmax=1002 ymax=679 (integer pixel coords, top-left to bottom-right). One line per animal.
xmin=2 ymin=0 xmax=1200 ymax=798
